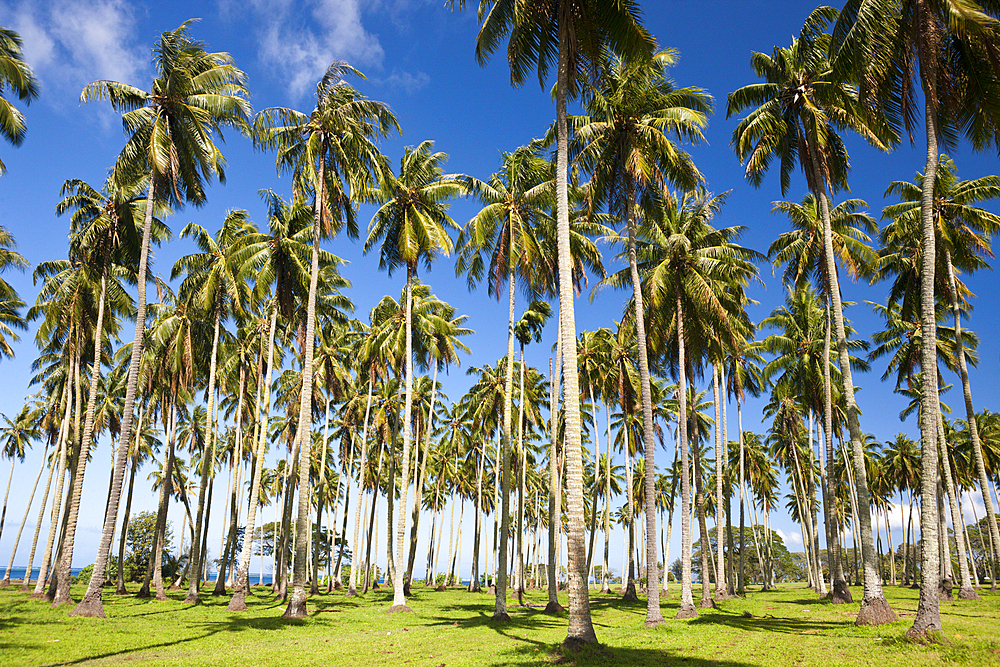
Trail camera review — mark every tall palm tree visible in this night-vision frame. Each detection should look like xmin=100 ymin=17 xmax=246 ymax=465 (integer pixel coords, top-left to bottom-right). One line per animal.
xmin=465 ymin=0 xmax=654 ymax=644
xmin=728 ymin=7 xmax=896 ymax=626
xmin=0 ymin=27 xmax=39 ymax=176
xmin=574 ymin=47 xmax=711 ymax=624
xmin=610 ymin=186 xmax=761 ymax=617
xmin=172 ymin=210 xmax=253 ymax=603
xmin=364 ymin=141 xmax=465 ymax=612
xmin=74 ymin=20 xmax=251 ymax=618
xmin=456 ymin=141 xmax=552 ymax=617
xmin=255 ymin=62 xmax=396 ymax=618
xmin=882 ymin=154 xmax=1000 ymax=597
xmin=834 ymin=0 xmax=1000 ymax=637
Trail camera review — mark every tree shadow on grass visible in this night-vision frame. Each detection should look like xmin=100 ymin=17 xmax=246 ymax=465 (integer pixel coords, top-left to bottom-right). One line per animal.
xmin=687 ymin=608 xmax=846 ymax=635
xmin=492 ymin=641 xmax=761 ymax=667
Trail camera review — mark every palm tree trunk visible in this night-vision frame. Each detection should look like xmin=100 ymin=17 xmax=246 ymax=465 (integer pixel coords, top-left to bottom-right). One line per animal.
xmin=601 ymin=402 xmax=612 ymax=594
xmin=152 ymin=400 xmax=178 ymax=600
xmin=53 ymin=267 xmax=108 ymax=607
xmin=712 ymin=363 xmax=727 ymax=601
xmin=675 ymin=288 xmax=696 ymax=619
xmin=389 ymin=266 xmax=415 ymax=611
xmin=545 ymin=347 xmax=564 ymax=612
xmin=810 ymin=150 xmax=892 ymax=624
xmin=516 ymin=347 xmax=527 ymax=600
xmin=623 ymin=447 xmax=637 ymax=600
xmin=348 ymin=370 xmax=375 ymax=596
xmin=937 ymin=407 xmax=977 ymax=598
xmin=493 ymin=271 xmax=517 ymax=618
xmin=406 ymin=364 xmax=438 ymax=593
xmin=230 ymin=302 xmax=278 ymax=609
xmin=907 ymin=86 xmax=943 ymax=637
xmin=116 ymin=456 xmax=137 ymax=594
xmin=74 ymin=178 xmax=157 ymax=617
xmin=945 ymin=247 xmax=1000 ymax=588
xmin=738 ymin=400 xmax=746 ymax=595
xmin=470 ymin=443 xmax=484 ymax=591
xmin=20 ymin=428 xmax=59 ymax=591
xmin=555 ymin=20 xmax=596 ymax=644
xmin=33 ymin=386 xmax=72 ymax=598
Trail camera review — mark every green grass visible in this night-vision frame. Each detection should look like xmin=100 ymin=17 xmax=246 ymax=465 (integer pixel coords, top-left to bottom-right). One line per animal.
xmin=2 ymin=582 xmax=999 ymax=666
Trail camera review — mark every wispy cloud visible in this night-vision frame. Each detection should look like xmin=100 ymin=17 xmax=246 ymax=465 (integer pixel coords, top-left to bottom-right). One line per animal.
xmin=376 ymin=69 xmax=430 ymax=94
xmin=0 ymin=0 xmax=145 ymax=107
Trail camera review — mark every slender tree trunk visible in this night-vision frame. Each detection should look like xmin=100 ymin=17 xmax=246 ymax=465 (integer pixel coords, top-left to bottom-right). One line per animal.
xmin=516 ymin=347 xmax=527 ymax=600
xmin=406 ymin=365 xmax=438 ymax=593
xmin=554 ymin=19 xmax=596 ymax=644
xmin=54 ymin=269 xmax=108 ymax=607
xmin=545 ymin=349 xmax=564 ymax=612
xmin=937 ymin=410 xmax=977 ymax=598
xmin=116 ymin=458 xmax=137 ymax=594
xmin=738 ymin=400 xmax=746 ymax=596
xmin=151 ymin=400 xmax=178 ymax=601
xmin=712 ymin=364 xmax=727 ymax=602
xmin=675 ymin=289 xmax=696 ymax=619
xmin=945 ymin=247 xmax=1000 ymax=588
xmin=21 ymin=421 xmax=61 ymax=591
xmin=348 ymin=371 xmax=375 ymax=596
xmin=810 ymin=151 xmax=891 ymax=624
xmin=1 ymin=438 xmax=49 ymax=585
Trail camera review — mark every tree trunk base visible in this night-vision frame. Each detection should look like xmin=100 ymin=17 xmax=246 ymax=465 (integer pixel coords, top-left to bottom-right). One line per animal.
xmin=435 ymin=584 xmax=447 ymax=592
xmin=487 ymin=585 xmax=496 ymax=595
xmin=543 ymin=600 xmax=565 ymax=614
xmin=334 ymin=580 xmax=343 ymax=590
xmin=855 ymin=594 xmax=897 ymax=626
xmin=904 ymin=624 xmax=944 ymax=643
xmin=403 ymin=581 xmax=411 ymax=596
xmin=622 ymin=581 xmax=638 ymax=601
xmin=282 ymin=595 xmax=308 ymax=618
xmin=831 ymin=580 xmax=853 ymax=604
xmin=0 ymin=578 xmax=9 ymax=587
xmin=491 ymin=611 xmax=511 ymax=622
xmin=136 ymin=586 xmax=150 ymax=599
xmin=957 ymin=587 xmax=980 ymax=600
xmin=714 ymin=589 xmax=731 ymax=602
xmin=698 ymin=597 xmax=716 ymax=609
xmin=562 ymin=633 xmax=598 ymax=650
xmin=155 ymin=592 xmax=168 ymax=601
xmin=28 ymin=592 xmax=48 ymax=600
xmin=212 ymin=581 xmax=227 ymax=596
xmin=184 ymin=592 xmax=200 ymax=605
xmin=387 ymin=604 xmax=413 ymax=613
xmin=115 ymin=584 xmax=128 ymax=595
xmin=644 ymin=613 xmax=665 ymax=628
xmin=938 ymin=578 xmax=954 ymax=601
xmin=69 ymin=591 xmax=105 ymax=618
xmin=309 ymin=582 xmax=319 ymax=596
xmin=599 ymin=583 xmax=611 ymax=594
xmin=227 ymin=591 xmax=247 ymax=611
xmin=676 ymin=602 xmax=698 ymax=619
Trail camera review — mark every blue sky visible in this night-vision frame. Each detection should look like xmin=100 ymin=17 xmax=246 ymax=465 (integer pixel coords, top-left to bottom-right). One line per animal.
xmin=0 ymin=0 xmax=997 ymax=579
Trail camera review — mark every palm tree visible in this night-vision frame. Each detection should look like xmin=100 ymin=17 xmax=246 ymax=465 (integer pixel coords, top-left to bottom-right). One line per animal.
xmin=574 ymin=47 xmax=710 ymax=624
xmin=255 ymin=62 xmax=396 ymax=618
xmin=0 ymin=27 xmax=38 ymax=175
xmin=882 ymin=154 xmax=1000 ymax=597
xmin=364 ymin=140 xmax=465 ymax=612
xmin=74 ymin=20 xmax=251 ymax=618
xmin=465 ymin=0 xmax=654 ymax=644
xmin=171 ymin=210 xmax=253 ymax=603
xmin=0 ymin=225 xmax=27 ymax=359
xmin=609 ymin=186 xmax=761 ymax=617
xmin=833 ymin=0 xmax=1000 ymax=636
xmin=456 ymin=141 xmax=551 ymax=617
xmin=0 ymin=405 xmax=40 ymax=542
xmin=727 ymin=7 xmax=896 ymax=626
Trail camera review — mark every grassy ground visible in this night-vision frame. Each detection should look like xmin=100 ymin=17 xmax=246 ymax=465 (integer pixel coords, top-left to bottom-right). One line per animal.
xmin=1 ymin=581 xmax=999 ymax=666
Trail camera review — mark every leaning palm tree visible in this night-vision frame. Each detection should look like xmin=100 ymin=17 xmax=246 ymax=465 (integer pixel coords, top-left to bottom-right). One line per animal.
xmin=574 ymin=47 xmax=711 ymax=625
xmin=254 ymin=62 xmax=397 ymax=618
xmin=833 ymin=0 xmax=1000 ymax=637
xmin=727 ymin=6 xmax=896 ymax=626
xmin=364 ymin=140 xmax=465 ymax=612
xmin=0 ymin=27 xmax=39 ymax=176
xmin=0 ymin=404 xmax=40 ymax=542
xmin=0 ymin=225 xmax=27 ymax=359
xmin=462 ymin=0 xmax=654 ymax=645
xmin=74 ymin=20 xmax=250 ymax=618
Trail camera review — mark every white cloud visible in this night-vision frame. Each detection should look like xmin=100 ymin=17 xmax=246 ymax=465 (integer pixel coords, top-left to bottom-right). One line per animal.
xmin=249 ymin=0 xmax=385 ymax=99
xmin=377 ymin=69 xmax=430 ymax=94
xmin=0 ymin=0 xmax=145 ymax=106
xmin=774 ymin=527 xmax=802 ymax=547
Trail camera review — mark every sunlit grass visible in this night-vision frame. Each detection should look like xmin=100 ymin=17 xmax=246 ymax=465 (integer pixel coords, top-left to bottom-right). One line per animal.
xmin=1 ymin=581 xmax=998 ymax=666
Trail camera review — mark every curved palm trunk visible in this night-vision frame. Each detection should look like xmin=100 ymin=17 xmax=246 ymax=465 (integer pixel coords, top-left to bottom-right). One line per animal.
xmin=1 ymin=438 xmax=49 ymax=585
xmin=388 ymin=266 xmax=415 ymax=612
xmin=675 ymin=288 xmax=697 ymax=619
xmin=185 ymin=304 xmax=223 ymax=605
xmin=230 ymin=302 xmax=279 ymax=609
xmin=32 ymin=382 xmax=71 ymax=598
xmin=54 ymin=266 xmax=109 ymax=607
xmin=937 ymin=410 xmax=976 ymax=598
xmin=810 ymin=150 xmax=895 ymax=626
xmin=556 ymin=24 xmax=596 ymax=645
xmin=625 ymin=193 xmax=663 ymax=623
xmin=284 ymin=197 xmax=324 ymax=618
xmin=116 ymin=456 xmax=138 ymax=594
xmin=944 ymin=248 xmax=1000 ymax=590
xmin=20 ymin=430 xmax=59 ymax=591
xmin=908 ymin=90 xmax=942 ymax=638
xmin=73 ymin=178 xmax=156 ymax=617
xmin=406 ymin=365 xmax=439 ymax=593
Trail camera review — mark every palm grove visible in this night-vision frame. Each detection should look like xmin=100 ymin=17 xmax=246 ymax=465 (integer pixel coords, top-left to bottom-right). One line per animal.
xmin=0 ymin=0 xmax=999 ymax=646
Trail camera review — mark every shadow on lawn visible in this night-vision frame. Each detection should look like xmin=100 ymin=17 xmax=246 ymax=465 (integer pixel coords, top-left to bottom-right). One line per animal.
xmin=688 ymin=608 xmax=845 ymax=635
xmin=493 ymin=642 xmax=761 ymax=667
